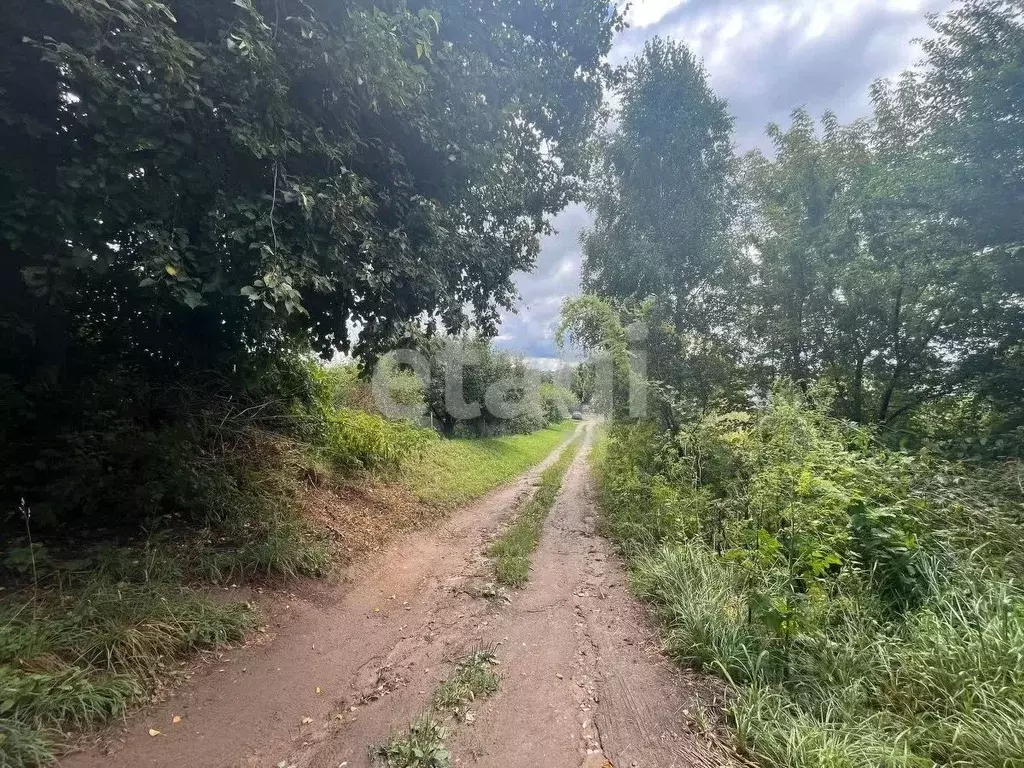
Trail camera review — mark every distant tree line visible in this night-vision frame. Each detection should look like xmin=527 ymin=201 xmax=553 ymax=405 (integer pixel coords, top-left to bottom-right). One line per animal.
xmin=572 ymin=0 xmax=1024 ymax=452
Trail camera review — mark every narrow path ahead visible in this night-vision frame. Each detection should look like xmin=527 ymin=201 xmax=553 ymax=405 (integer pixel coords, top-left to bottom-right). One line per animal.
xmin=64 ymin=423 xmax=735 ymax=768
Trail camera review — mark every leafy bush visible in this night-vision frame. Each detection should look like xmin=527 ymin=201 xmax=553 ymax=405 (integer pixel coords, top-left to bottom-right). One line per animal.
xmin=321 ymin=409 xmax=435 ymax=474
xmin=595 ymin=384 xmax=1024 ymax=768
xmin=419 ymin=337 xmax=570 ymax=438
xmin=539 ymin=383 xmax=580 ymax=424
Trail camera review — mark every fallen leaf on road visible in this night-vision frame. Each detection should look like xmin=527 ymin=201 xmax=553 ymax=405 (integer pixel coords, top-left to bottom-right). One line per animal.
xmin=171 ymin=715 xmax=182 ymax=724
xmin=301 ymin=717 xmax=314 ymax=724
xmin=148 ymin=728 xmax=161 ymax=737
xmin=316 ymin=686 xmax=322 ymax=695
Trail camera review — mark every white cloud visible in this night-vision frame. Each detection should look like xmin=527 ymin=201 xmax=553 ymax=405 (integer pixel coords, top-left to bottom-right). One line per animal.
xmin=627 ymin=0 xmax=687 ymax=29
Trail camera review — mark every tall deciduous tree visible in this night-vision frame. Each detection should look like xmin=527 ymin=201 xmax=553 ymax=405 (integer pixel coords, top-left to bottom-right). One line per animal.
xmin=579 ymin=38 xmax=743 ymax=415
xmin=0 ymin=0 xmax=622 ymax=517
xmin=923 ymin=0 xmax=1024 ymax=251
xmin=740 ymin=93 xmax=1021 ymax=424
xmin=581 ymin=38 xmax=737 ymax=335
xmin=0 ymin=0 xmax=622 ymax=382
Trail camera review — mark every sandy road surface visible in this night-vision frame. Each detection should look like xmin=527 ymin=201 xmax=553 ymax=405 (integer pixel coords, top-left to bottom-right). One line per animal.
xmin=63 ymin=422 xmax=736 ymax=768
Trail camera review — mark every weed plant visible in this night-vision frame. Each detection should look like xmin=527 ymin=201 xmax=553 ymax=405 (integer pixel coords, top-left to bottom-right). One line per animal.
xmin=596 ymin=385 xmax=1024 ymax=767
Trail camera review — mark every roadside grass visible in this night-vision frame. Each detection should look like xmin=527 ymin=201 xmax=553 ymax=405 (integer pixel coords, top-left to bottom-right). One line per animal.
xmin=196 ymin=513 xmax=332 ymax=583
xmin=0 ymin=570 xmax=255 ymax=767
xmin=0 ymin=417 xmax=568 ymax=767
xmin=594 ymin=418 xmax=1024 ymax=768
xmin=628 ymin=542 xmax=1024 ymax=768
xmin=0 ymin=490 xmax=319 ymax=768
xmin=489 ymin=431 xmax=583 ymax=587
xmin=1 ymin=373 xmax=568 ymax=768
xmin=397 ymin=421 xmax=576 ymax=506
xmin=373 ymin=649 xmax=501 ymax=768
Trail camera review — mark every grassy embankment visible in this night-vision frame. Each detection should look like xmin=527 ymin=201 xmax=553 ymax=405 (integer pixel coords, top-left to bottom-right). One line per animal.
xmin=0 ymin=419 xmax=574 ymax=767
xmin=398 ymin=420 xmax=577 ymax=506
xmin=488 ymin=428 xmax=584 ymax=587
xmin=593 ymin=396 xmax=1024 ymax=768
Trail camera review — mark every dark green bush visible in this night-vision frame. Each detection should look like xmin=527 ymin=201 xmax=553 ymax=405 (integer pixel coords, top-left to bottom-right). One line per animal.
xmin=594 ymin=384 xmax=1024 ymax=768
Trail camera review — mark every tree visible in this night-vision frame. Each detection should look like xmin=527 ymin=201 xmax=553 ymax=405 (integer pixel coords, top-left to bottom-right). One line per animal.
xmin=922 ymin=0 xmax=1024 ymax=251
xmin=582 ymin=38 xmax=737 ymax=335
xmin=558 ymin=295 xmax=637 ymax=421
xmin=570 ymin=362 xmax=596 ymax=406
xmin=739 ymin=98 xmax=1021 ymax=425
xmin=1 ymin=0 xmax=622 ymax=376
xmin=578 ymin=38 xmax=744 ymax=415
xmin=918 ymin=0 xmax=1024 ymax=431
xmin=739 ymin=110 xmax=873 ymax=402
xmin=0 ymin=0 xmax=622 ymax=520
xmin=418 ymin=337 xmax=548 ymax=437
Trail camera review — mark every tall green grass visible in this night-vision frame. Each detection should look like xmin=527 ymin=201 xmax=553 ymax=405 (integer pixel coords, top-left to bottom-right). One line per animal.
xmin=0 ymin=369 xmax=570 ymax=767
xmin=0 ymin=571 xmax=255 ymax=767
xmin=397 ymin=421 xmax=577 ymax=506
xmin=489 ymin=432 xmax=582 ymax=586
xmin=625 ymin=541 xmax=1024 ymax=767
xmin=594 ymin=404 xmax=1024 ymax=768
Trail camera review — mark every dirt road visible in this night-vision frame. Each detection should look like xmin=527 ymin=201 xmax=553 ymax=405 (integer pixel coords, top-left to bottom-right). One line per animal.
xmin=63 ymin=423 xmax=736 ymax=768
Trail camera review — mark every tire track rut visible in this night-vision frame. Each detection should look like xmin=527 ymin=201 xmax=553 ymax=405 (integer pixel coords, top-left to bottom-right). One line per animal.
xmin=62 ymin=422 xmax=738 ymax=768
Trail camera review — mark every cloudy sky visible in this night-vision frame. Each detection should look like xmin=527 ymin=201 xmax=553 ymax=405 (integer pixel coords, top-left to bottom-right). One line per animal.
xmin=495 ymin=0 xmax=950 ymax=367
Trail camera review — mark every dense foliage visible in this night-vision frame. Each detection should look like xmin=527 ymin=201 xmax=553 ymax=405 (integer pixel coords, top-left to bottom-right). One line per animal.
xmin=417 ymin=337 xmax=578 ymax=436
xmin=596 ymin=391 xmax=1024 ymax=767
xmin=574 ymin=2 xmax=1024 ymax=766
xmin=576 ymin=0 xmax=1024 ymax=444
xmin=0 ymin=0 xmax=620 ymax=532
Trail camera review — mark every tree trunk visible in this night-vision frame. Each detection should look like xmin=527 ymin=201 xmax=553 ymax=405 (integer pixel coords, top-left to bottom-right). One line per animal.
xmin=879 ymin=282 xmax=905 ymax=423
xmin=878 ymin=366 xmax=901 ymax=424
xmin=852 ymin=354 xmax=865 ymax=423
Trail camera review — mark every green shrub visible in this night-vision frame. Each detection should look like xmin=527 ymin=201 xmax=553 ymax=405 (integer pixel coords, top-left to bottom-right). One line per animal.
xmin=593 ymin=383 xmax=1024 ymax=768
xmin=321 ymin=409 xmax=435 ymax=474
